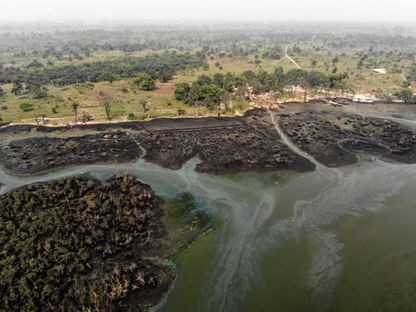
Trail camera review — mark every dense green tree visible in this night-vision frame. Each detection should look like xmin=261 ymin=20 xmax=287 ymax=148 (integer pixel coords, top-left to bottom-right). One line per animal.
xmin=394 ymin=89 xmax=416 ymax=103
xmin=0 ymin=54 xmax=206 ymax=87
xmin=186 ymin=84 xmax=222 ymax=109
xmin=175 ymin=68 xmax=348 ymax=108
xmin=286 ymin=69 xmax=308 ymax=86
xmin=174 ymin=82 xmax=191 ymax=101
xmin=11 ymin=82 xmax=23 ymax=96
xmin=31 ymin=86 xmax=48 ymax=99
xmin=213 ymin=73 xmax=225 ymax=88
xmin=328 ymin=72 xmax=349 ymax=89
xmin=133 ymin=72 xmax=156 ymax=91
xmin=242 ymin=70 xmax=256 ymax=80
xmin=195 ymin=74 xmax=213 ymax=86
xmin=71 ymin=101 xmax=79 ymax=121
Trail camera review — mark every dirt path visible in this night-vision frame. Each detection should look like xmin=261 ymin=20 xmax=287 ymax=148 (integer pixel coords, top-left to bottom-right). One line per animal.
xmin=285 ymin=45 xmax=302 ymax=69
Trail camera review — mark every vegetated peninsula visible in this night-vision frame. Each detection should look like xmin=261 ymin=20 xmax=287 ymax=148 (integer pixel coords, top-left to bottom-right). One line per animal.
xmin=0 ymin=175 xmax=169 ymax=311
xmin=0 ymin=174 xmax=210 ymax=311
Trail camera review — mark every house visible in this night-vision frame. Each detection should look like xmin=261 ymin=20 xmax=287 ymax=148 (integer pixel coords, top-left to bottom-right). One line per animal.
xmin=371 ymin=68 xmax=387 ymax=75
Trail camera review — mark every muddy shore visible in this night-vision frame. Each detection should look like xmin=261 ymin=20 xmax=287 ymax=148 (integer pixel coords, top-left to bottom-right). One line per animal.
xmin=0 ymin=109 xmax=316 ymax=176
xmin=0 ymin=131 xmax=143 ymax=175
xmin=1 ymin=105 xmax=416 ymax=175
xmin=1 ymin=106 xmax=416 ymax=175
xmin=277 ymin=110 xmax=416 ymax=167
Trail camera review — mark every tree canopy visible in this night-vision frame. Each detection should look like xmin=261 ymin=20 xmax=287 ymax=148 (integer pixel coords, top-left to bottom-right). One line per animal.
xmin=0 ymin=53 xmax=206 ymax=87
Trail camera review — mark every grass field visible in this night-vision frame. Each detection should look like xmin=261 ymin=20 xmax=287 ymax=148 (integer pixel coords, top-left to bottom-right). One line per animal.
xmin=0 ymin=49 xmax=413 ymax=124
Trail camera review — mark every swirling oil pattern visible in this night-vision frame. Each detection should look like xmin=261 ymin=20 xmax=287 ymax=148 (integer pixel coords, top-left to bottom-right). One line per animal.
xmin=1 ymin=102 xmax=415 ymax=312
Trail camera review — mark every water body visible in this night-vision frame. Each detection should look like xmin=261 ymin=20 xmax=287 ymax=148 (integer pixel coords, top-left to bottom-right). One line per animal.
xmin=1 ymin=103 xmax=415 ymax=311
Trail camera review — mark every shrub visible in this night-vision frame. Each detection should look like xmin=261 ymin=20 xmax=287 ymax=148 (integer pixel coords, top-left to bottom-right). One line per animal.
xmin=127 ymin=113 xmax=139 ymax=120
xmin=20 ymin=101 xmax=34 ymax=112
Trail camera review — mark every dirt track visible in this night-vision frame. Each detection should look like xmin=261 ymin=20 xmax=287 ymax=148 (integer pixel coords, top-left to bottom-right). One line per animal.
xmin=277 ymin=110 xmax=416 ymax=167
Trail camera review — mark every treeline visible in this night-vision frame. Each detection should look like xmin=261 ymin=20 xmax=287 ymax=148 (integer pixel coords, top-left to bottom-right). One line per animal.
xmin=394 ymin=89 xmax=416 ymax=104
xmin=175 ymin=73 xmax=245 ymax=108
xmin=3 ymin=24 xmax=416 ymax=63
xmin=0 ymin=52 xmax=206 ymax=87
xmin=175 ymin=68 xmax=348 ymax=108
xmin=243 ymin=67 xmax=348 ymax=93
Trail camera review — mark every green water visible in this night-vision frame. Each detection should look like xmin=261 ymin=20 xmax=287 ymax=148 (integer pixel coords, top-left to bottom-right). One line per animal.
xmin=329 ymin=183 xmax=416 ymax=312
xmin=153 ymin=160 xmax=416 ymax=312
xmin=1 ymin=104 xmax=416 ymax=312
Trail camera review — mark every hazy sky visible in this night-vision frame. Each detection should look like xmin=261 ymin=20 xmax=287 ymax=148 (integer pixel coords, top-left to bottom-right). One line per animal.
xmin=2 ymin=0 xmax=416 ymax=23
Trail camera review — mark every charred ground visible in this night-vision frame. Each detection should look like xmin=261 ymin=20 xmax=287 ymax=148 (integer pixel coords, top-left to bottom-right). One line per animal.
xmin=0 ymin=174 xmax=173 ymax=312
xmin=277 ymin=110 xmax=416 ymax=167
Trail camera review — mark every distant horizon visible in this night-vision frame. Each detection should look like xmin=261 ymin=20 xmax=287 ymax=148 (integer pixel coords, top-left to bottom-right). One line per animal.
xmin=0 ymin=19 xmax=415 ymax=28
xmin=2 ymin=0 xmax=416 ymax=24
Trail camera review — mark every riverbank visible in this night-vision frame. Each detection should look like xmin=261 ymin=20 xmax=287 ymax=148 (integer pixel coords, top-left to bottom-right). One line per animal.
xmin=1 ymin=101 xmax=416 ymax=311
xmin=0 ymin=108 xmax=316 ymax=176
xmin=277 ymin=109 xmax=416 ymax=167
xmin=1 ymin=101 xmax=416 ymax=176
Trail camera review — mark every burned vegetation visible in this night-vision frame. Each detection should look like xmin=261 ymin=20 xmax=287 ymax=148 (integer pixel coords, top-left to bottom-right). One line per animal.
xmin=0 ymin=174 xmax=174 ymax=312
xmin=0 ymin=109 xmax=316 ymax=176
xmin=0 ymin=131 xmax=142 ymax=175
xmin=139 ymin=109 xmax=315 ymax=174
xmin=277 ymin=110 xmax=416 ymax=167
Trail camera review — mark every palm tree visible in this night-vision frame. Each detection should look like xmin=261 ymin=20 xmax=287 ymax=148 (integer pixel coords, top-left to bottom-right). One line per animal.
xmin=72 ymin=101 xmax=79 ymax=122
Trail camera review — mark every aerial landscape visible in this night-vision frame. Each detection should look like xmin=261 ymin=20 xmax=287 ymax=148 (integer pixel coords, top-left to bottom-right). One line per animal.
xmin=1 ymin=0 xmax=416 ymax=311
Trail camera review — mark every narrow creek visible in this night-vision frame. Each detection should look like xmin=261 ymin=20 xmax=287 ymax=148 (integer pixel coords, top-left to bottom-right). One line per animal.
xmin=1 ymin=103 xmax=416 ymax=311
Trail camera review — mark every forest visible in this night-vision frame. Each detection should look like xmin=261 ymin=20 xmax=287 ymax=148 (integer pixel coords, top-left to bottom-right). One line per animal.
xmin=0 ymin=52 xmax=206 ymax=87
xmin=0 ymin=22 xmax=415 ymax=124
xmin=175 ymin=68 xmax=348 ymax=108
xmin=1 ymin=23 xmax=416 ymax=64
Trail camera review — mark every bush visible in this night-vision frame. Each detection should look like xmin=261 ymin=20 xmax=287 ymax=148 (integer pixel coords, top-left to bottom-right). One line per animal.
xmin=20 ymin=101 xmax=34 ymax=112
xmin=31 ymin=86 xmax=48 ymax=99
xmin=81 ymin=113 xmax=93 ymax=123
xmin=127 ymin=113 xmax=139 ymax=120
xmin=133 ymin=72 xmax=156 ymax=91
xmin=394 ymin=89 xmax=416 ymax=104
